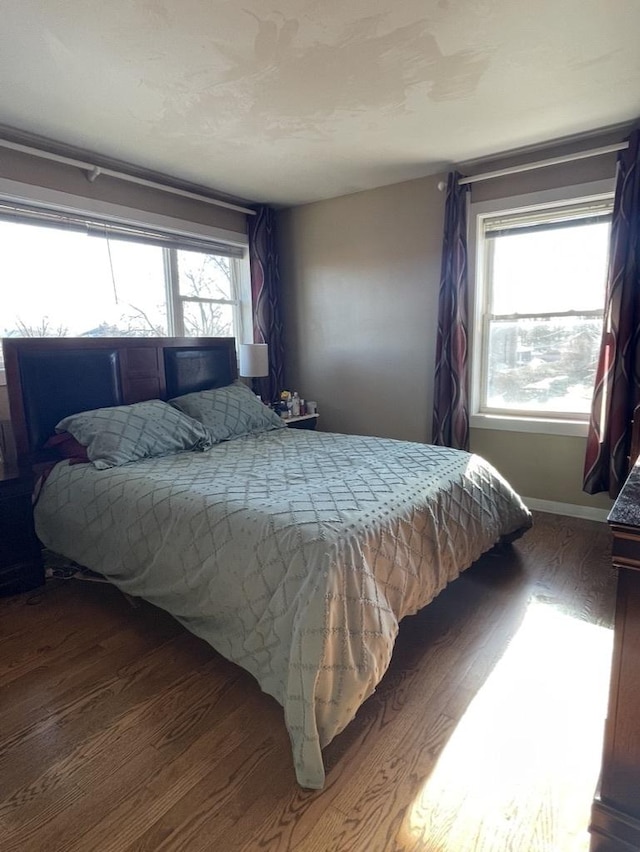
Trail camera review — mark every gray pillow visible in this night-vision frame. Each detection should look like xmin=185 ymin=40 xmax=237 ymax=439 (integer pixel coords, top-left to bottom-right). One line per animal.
xmin=56 ymin=399 xmax=213 ymax=470
xmin=170 ymin=381 xmax=285 ymax=442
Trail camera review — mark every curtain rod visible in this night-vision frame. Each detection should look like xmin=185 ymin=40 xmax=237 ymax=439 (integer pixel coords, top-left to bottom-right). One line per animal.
xmin=438 ymin=141 xmax=629 ymax=190
xmin=0 ymin=138 xmax=256 ymax=216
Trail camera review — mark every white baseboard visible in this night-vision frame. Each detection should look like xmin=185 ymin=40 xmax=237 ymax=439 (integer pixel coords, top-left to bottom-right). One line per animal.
xmin=522 ymin=496 xmax=610 ymax=523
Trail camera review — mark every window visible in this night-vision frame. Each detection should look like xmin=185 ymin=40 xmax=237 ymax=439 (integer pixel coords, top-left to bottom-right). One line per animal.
xmin=173 ymin=250 xmax=245 ymax=338
xmin=471 ymin=189 xmax=613 ymax=433
xmin=0 ymin=201 xmax=251 ymax=375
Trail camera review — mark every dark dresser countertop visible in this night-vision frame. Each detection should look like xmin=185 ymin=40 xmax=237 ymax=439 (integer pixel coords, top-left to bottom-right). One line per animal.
xmin=608 ymin=462 xmax=640 ymax=528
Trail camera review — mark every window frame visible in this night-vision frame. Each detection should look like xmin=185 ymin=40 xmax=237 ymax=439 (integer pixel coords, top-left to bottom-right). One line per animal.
xmin=0 ymin=177 xmax=252 ymax=382
xmin=165 ymin=250 xmax=251 ymax=342
xmin=469 ymin=180 xmax=615 ymax=437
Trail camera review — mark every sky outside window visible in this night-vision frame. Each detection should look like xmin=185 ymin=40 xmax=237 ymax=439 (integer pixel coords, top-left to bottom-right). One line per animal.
xmin=490 ymin=222 xmax=610 ymax=315
xmin=0 ymin=220 xmax=167 ymax=337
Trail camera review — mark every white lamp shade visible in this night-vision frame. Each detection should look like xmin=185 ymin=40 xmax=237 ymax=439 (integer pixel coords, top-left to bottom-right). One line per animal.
xmin=239 ymin=343 xmax=269 ymax=378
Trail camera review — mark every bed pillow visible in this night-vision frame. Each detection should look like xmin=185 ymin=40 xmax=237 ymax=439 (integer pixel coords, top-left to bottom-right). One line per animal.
xmin=55 ymin=399 xmax=213 ymax=470
xmin=170 ymin=381 xmax=285 ymax=442
xmin=44 ymin=431 xmax=90 ymax=465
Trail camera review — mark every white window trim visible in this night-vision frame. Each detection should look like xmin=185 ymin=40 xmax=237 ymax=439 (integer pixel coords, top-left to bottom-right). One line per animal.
xmin=0 ymin=177 xmax=249 ymax=249
xmin=469 ymin=179 xmax=615 ymax=438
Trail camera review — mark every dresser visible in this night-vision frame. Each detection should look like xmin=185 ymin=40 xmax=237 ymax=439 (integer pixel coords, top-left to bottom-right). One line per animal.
xmin=590 ymin=464 xmax=640 ymax=851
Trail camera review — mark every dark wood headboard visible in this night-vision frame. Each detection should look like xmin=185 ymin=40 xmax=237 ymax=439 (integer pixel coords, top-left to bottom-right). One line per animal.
xmin=3 ymin=337 xmax=237 ymax=466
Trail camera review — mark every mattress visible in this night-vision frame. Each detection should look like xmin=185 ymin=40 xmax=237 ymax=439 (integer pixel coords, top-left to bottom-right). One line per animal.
xmin=34 ymin=428 xmax=532 ymax=788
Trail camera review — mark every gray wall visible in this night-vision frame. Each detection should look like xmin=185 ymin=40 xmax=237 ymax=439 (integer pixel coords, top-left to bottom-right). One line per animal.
xmin=279 ymin=174 xmax=445 ymax=443
xmin=0 ymin=147 xmax=248 ymax=234
xmin=278 ymin=137 xmax=622 ymax=511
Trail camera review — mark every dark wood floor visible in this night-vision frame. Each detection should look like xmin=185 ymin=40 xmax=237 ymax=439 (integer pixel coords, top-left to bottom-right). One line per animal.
xmin=0 ymin=512 xmax=615 ymax=851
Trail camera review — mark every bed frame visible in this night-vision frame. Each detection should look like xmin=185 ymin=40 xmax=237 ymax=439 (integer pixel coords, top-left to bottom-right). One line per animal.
xmin=3 ymin=337 xmax=238 ymax=467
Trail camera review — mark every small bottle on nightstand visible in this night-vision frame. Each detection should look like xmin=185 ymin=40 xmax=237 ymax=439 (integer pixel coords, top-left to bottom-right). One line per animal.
xmin=291 ymin=392 xmax=300 ymax=417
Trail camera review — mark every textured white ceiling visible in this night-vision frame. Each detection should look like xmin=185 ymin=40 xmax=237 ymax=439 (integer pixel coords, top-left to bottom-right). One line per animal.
xmin=1 ymin=0 xmax=639 ymax=206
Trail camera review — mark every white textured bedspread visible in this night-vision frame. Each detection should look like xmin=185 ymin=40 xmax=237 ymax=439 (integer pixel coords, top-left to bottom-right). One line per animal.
xmin=35 ymin=429 xmax=531 ymax=788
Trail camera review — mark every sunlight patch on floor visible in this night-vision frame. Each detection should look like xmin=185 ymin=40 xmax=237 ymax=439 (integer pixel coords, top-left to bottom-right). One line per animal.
xmin=402 ymin=600 xmax=613 ymax=852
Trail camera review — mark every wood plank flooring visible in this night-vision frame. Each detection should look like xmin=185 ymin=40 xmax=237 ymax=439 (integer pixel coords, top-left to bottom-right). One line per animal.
xmin=0 ymin=512 xmax=615 ymax=851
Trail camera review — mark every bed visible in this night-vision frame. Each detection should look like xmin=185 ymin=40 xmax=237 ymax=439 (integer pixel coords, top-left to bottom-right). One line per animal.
xmin=4 ymin=336 xmax=532 ymax=789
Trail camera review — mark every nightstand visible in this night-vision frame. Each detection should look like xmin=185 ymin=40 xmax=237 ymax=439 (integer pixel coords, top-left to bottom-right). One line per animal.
xmin=0 ymin=465 xmax=44 ymax=596
xmin=284 ymin=414 xmax=319 ymax=430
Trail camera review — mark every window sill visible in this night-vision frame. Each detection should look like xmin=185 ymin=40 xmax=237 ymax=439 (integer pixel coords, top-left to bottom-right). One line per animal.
xmin=470 ymin=413 xmax=588 ymax=438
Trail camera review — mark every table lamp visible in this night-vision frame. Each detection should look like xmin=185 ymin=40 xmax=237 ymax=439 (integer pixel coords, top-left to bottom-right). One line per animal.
xmin=239 ymin=343 xmax=269 ymax=397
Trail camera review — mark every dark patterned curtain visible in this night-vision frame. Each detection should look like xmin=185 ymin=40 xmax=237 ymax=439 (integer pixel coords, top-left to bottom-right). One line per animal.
xmin=432 ymin=171 xmax=471 ymax=450
xmin=248 ymin=206 xmax=285 ymax=403
xmin=583 ymin=129 xmax=640 ymax=497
